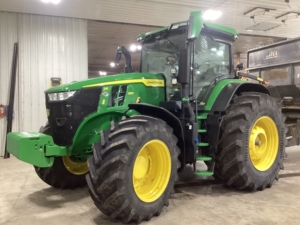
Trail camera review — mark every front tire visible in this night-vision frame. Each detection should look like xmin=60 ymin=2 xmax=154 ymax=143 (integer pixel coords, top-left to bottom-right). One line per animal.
xmin=86 ymin=115 xmax=180 ymax=224
xmin=215 ymin=92 xmax=286 ymax=191
xmin=34 ymin=123 xmax=89 ymax=189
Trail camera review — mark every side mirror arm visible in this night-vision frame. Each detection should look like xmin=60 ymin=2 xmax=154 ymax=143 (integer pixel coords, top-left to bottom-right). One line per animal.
xmin=114 ymin=46 xmax=135 ymax=73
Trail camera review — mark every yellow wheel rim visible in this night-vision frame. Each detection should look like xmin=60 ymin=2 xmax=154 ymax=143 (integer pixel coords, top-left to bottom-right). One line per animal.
xmin=62 ymin=156 xmax=89 ymax=175
xmin=249 ymin=116 xmax=279 ymax=171
xmin=132 ymin=140 xmax=171 ymax=203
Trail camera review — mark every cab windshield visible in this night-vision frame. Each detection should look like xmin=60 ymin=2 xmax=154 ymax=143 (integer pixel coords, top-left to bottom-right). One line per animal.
xmin=141 ymin=26 xmax=186 ymax=100
xmin=141 ymin=26 xmax=230 ymax=102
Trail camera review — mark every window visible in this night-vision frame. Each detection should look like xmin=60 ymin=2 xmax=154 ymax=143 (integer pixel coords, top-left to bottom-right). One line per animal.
xmin=193 ymin=35 xmax=230 ymax=101
xmin=141 ymin=27 xmax=186 ymax=100
xmin=141 ymin=28 xmax=231 ymax=103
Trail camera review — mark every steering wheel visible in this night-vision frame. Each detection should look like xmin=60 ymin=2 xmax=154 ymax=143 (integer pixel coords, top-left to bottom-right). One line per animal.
xmin=166 ymin=55 xmax=177 ymax=65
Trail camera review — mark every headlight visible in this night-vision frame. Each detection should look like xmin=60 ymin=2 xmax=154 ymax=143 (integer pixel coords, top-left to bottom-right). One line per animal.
xmin=48 ymin=91 xmax=76 ymax=102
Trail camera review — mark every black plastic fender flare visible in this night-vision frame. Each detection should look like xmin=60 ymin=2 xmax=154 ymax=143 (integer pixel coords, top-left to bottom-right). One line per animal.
xmin=211 ymin=82 xmax=270 ymax=112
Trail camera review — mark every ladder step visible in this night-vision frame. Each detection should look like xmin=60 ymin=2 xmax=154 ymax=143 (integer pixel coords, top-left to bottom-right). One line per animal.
xmin=196 ymin=142 xmax=209 ymax=147
xmin=198 ymin=129 xmax=207 ymax=133
xmin=196 ymin=170 xmax=214 ymax=177
xmin=196 ymin=156 xmax=212 ymax=161
xmin=197 ymin=114 xmax=207 ymax=120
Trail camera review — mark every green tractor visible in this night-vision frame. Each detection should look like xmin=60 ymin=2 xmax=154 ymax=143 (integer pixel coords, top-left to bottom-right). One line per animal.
xmin=7 ymin=11 xmax=285 ymax=223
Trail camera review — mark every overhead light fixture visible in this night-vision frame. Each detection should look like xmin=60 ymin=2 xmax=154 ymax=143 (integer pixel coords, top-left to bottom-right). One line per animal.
xmin=51 ymin=0 xmax=61 ymax=4
xmin=99 ymin=71 xmax=107 ymax=76
xmin=130 ymin=44 xmax=142 ymax=52
xmin=246 ymin=22 xmax=281 ymax=32
xmin=244 ymin=7 xmax=275 ymax=23
xmin=211 ymin=48 xmax=217 ymax=51
xmin=110 ymin=62 xmax=116 ymax=67
xmin=130 ymin=45 xmax=137 ymax=51
xmin=244 ymin=7 xmax=275 ymax=17
xmin=203 ymin=10 xmax=222 ymax=21
xmin=276 ymin=12 xmax=300 ymax=24
xmin=40 ymin=0 xmax=61 ymax=4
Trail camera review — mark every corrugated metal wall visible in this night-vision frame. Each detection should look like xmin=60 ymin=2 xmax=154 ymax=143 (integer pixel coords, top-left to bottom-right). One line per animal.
xmin=0 ymin=12 xmax=87 ymax=156
xmin=18 ymin=14 xmax=88 ymax=133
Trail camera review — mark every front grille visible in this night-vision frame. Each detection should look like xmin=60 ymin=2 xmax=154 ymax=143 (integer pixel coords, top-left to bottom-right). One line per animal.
xmin=46 ymin=87 xmax=102 ymax=146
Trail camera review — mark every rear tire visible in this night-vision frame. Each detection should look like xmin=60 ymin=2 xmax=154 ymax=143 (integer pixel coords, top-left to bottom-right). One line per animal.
xmin=215 ymin=92 xmax=286 ymax=191
xmin=86 ymin=115 xmax=180 ymax=224
xmin=34 ymin=123 xmax=88 ymax=189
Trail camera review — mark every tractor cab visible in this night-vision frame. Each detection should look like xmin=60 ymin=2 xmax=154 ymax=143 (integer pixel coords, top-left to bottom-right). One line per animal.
xmin=140 ymin=21 xmax=234 ymax=105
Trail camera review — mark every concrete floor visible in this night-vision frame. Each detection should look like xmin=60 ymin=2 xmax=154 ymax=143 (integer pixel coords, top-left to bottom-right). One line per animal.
xmin=1 ymin=147 xmax=300 ymax=225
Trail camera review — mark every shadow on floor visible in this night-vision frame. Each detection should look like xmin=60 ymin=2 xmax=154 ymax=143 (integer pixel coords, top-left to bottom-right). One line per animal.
xmin=92 ymin=214 xmax=128 ymax=225
xmin=279 ymin=172 xmax=300 ymax=178
xmin=27 ymin=186 xmax=89 ymax=208
xmin=174 ymin=165 xmax=257 ymax=198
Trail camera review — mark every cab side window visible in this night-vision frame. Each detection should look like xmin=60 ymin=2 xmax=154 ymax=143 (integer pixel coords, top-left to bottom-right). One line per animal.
xmin=193 ymin=35 xmax=230 ymax=101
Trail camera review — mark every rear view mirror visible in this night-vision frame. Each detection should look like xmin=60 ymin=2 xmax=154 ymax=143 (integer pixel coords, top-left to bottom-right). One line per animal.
xmin=113 ymin=46 xmax=134 ymax=73
xmin=114 ymin=47 xmax=122 ymax=65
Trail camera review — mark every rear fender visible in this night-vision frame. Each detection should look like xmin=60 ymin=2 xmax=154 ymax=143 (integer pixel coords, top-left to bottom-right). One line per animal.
xmin=210 ymin=82 xmax=270 ymax=112
xmin=207 ymin=82 xmax=270 ymax=153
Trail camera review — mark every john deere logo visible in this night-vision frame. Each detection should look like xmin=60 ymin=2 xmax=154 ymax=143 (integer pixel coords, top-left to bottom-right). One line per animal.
xmin=266 ymin=51 xmax=278 ymax=59
xmin=146 ymin=80 xmax=164 ymax=86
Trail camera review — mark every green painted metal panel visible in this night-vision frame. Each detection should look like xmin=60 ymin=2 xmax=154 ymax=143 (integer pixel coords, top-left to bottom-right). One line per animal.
xmin=7 ymin=132 xmax=66 ymax=167
xmin=198 ymin=129 xmax=207 ymax=133
xmin=45 ymin=145 xmax=67 ymax=157
xmin=69 ymin=112 xmax=123 ymax=153
xmin=197 ymin=114 xmax=207 ymax=120
xmin=196 ymin=156 xmax=212 ymax=161
xmin=196 ymin=142 xmax=209 ymax=147
xmin=204 ymin=79 xmax=246 ymax=111
xmin=188 ymin=11 xmax=203 ymax=40
xmin=196 ymin=170 xmax=214 ymax=176
xmin=69 ymin=83 xmax=165 ymax=154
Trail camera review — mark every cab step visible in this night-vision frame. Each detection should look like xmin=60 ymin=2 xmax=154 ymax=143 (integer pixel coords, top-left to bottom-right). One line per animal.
xmin=196 ymin=156 xmax=212 ymax=161
xmin=197 ymin=114 xmax=207 ymax=120
xmin=196 ymin=170 xmax=214 ymax=177
xmin=196 ymin=142 xmax=209 ymax=147
xmin=198 ymin=129 xmax=207 ymax=133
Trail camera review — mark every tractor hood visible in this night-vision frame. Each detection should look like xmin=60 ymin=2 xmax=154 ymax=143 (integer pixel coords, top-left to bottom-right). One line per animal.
xmin=45 ymin=72 xmax=165 ymax=93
